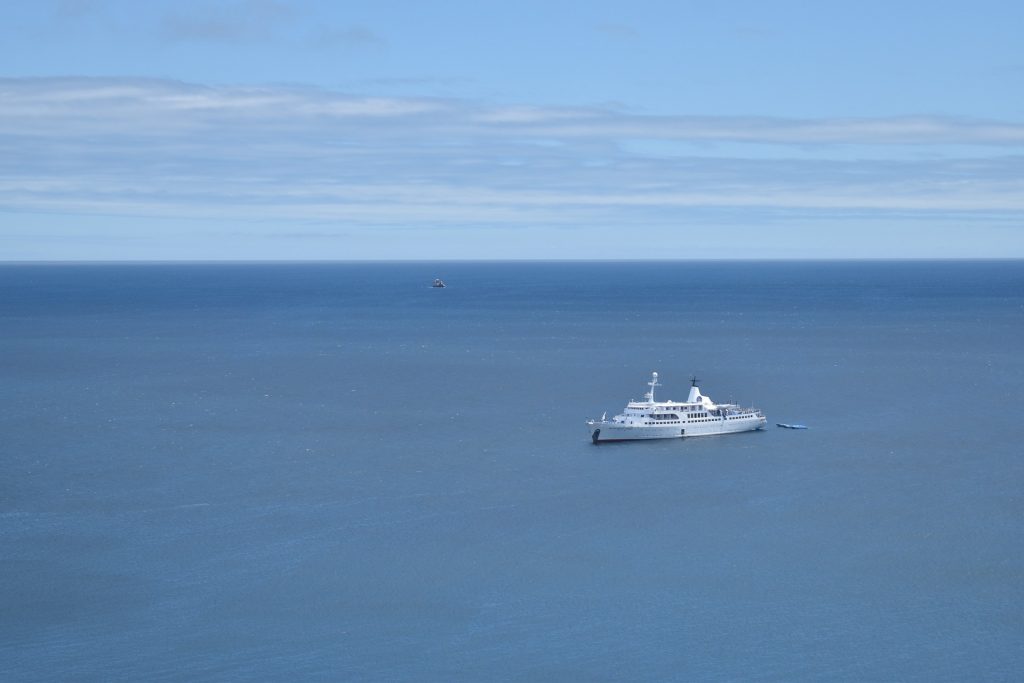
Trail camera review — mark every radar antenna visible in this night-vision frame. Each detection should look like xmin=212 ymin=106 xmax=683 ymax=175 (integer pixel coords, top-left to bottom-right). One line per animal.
xmin=690 ymin=375 xmax=700 ymax=387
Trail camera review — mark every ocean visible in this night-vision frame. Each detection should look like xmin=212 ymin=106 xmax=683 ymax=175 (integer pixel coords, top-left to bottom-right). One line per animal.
xmin=2 ymin=261 xmax=1022 ymax=681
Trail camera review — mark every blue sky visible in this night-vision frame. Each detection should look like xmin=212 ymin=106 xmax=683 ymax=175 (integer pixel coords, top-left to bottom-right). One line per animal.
xmin=2 ymin=0 xmax=1022 ymax=259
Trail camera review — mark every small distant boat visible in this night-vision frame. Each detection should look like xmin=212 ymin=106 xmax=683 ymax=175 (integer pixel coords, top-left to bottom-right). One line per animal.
xmin=432 ymin=278 xmax=446 ymax=288
xmin=776 ymin=423 xmax=808 ymax=429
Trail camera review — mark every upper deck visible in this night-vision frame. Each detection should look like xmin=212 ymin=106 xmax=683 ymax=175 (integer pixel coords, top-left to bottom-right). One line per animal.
xmin=616 ymin=372 xmax=762 ymax=420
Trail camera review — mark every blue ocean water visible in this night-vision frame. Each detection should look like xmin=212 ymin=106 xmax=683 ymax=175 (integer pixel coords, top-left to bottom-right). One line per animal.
xmin=1 ymin=261 xmax=1022 ymax=681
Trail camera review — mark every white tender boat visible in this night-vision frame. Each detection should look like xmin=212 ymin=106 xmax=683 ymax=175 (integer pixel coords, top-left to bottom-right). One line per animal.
xmin=587 ymin=372 xmax=766 ymax=443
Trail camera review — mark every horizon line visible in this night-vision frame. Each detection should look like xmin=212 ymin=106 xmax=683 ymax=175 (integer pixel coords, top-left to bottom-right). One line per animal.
xmin=3 ymin=257 xmax=1023 ymax=266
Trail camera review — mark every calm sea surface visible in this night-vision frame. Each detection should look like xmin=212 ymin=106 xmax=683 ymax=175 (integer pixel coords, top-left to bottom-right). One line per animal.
xmin=2 ymin=261 xmax=1022 ymax=681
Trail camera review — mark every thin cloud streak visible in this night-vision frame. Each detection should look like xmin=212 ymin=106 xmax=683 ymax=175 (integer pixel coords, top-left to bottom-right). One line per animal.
xmin=312 ymin=26 xmax=385 ymax=49
xmin=159 ymin=0 xmax=296 ymax=44
xmin=4 ymin=78 xmax=1024 ymax=145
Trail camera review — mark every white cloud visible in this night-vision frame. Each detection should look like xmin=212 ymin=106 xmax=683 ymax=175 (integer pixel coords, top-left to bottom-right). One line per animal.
xmin=0 ymin=76 xmax=1022 ymax=233
xmin=5 ymin=78 xmax=1024 ymax=145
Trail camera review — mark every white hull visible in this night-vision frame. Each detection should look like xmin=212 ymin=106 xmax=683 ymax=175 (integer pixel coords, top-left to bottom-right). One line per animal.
xmin=588 ymin=415 xmax=766 ymax=442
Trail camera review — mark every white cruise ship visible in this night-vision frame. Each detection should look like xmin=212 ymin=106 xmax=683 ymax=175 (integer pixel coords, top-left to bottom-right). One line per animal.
xmin=587 ymin=372 xmax=766 ymax=443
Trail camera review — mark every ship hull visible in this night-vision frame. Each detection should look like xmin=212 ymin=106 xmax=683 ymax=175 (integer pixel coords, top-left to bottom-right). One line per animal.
xmin=589 ymin=416 xmax=766 ymax=443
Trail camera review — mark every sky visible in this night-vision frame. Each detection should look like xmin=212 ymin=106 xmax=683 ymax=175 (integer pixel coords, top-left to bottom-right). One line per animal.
xmin=1 ymin=0 xmax=1023 ymax=260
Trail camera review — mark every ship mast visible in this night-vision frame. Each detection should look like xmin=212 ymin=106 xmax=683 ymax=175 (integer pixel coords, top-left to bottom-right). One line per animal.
xmin=646 ymin=371 xmax=660 ymax=404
